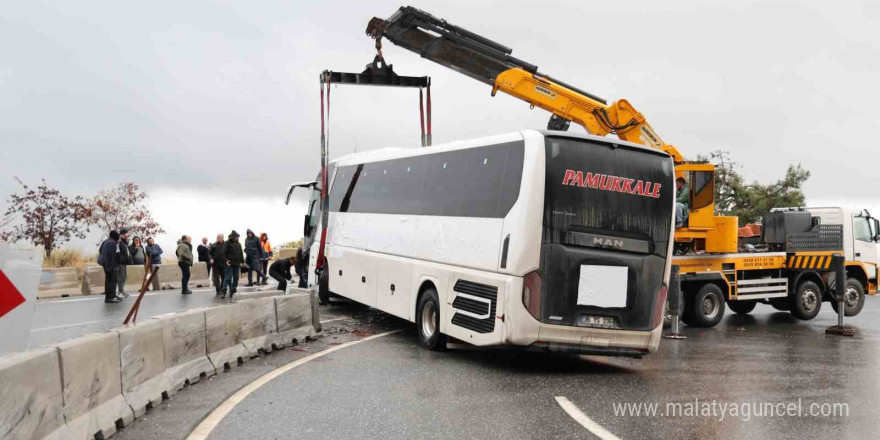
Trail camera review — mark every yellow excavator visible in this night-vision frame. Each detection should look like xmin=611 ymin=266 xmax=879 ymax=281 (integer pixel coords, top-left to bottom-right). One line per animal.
xmin=367 ymin=6 xmax=738 ymax=253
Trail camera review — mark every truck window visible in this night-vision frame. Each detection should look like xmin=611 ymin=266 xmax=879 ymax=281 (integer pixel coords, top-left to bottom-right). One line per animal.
xmin=691 ymin=171 xmax=714 ymax=210
xmin=853 ymin=217 xmax=872 ymax=242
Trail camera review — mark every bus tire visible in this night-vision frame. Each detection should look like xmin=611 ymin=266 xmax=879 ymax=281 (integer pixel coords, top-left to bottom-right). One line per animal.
xmin=830 ymin=278 xmax=865 ymax=317
xmin=680 ymin=291 xmax=695 ymax=326
xmin=318 ymin=265 xmax=331 ymax=305
xmin=416 ymin=288 xmax=447 ymax=351
xmin=791 ymin=280 xmax=822 ymax=320
xmin=691 ymin=284 xmax=725 ymax=327
xmin=727 ymin=301 xmax=756 ymax=315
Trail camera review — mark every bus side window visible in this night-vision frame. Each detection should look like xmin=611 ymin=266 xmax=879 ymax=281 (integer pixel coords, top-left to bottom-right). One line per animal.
xmin=690 ymin=171 xmax=714 ymax=210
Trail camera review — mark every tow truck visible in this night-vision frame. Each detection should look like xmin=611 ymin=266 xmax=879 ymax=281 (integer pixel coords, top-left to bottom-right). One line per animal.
xmin=358 ymin=6 xmax=871 ymax=327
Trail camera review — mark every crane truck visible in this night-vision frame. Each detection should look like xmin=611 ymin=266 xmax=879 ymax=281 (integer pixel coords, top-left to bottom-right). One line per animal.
xmin=363 ymin=6 xmax=871 ymax=327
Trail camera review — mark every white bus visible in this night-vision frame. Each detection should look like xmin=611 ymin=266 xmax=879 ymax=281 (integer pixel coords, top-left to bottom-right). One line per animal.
xmin=293 ymin=130 xmax=675 ymax=358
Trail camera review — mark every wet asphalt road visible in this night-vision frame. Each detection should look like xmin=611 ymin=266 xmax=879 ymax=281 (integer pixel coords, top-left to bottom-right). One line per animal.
xmin=108 ymin=296 xmax=880 ymax=440
xmin=29 ymin=282 xmax=281 ymax=348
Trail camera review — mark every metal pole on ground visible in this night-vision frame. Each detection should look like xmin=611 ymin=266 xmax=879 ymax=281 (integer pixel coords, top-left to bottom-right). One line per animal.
xmin=663 ymin=265 xmax=686 ymax=340
xmin=825 ymin=255 xmax=854 ymax=337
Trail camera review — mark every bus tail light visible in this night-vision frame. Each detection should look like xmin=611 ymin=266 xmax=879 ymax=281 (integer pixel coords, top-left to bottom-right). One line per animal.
xmin=651 ymin=284 xmax=668 ymax=329
xmin=523 ymin=270 xmax=542 ymax=320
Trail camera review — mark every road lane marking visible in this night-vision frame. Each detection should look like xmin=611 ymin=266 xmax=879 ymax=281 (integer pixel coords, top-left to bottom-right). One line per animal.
xmin=555 ymin=396 xmax=622 ymax=440
xmin=319 ymin=317 xmax=349 ymax=324
xmin=186 ymin=329 xmax=402 ymax=440
xmin=31 ymin=318 xmax=121 ymax=332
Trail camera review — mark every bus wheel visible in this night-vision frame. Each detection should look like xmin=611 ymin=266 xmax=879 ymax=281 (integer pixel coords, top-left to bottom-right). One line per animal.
xmin=830 ymin=278 xmax=865 ymax=317
xmin=318 ymin=266 xmax=331 ymax=305
xmin=416 ymin=288 xmax=447 ymax=350
xmin=791 ymin=280 xmax=822 ymax=320
xmin=691 ymin=284 xmax=725 ymax=327
xmin=727 ymin=301 xmax=756 ymax=315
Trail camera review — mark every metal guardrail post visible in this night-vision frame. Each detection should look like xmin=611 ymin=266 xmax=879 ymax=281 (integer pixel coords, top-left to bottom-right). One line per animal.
xmin=663 ymin=265 xmax=686 ymax=340
xmin=825 ymin=255 xmax=854 ymax=336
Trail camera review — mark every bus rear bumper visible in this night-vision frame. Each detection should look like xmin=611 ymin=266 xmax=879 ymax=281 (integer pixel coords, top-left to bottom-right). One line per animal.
xmin=525 ymin=323 xmax=662 ymax=358
xmin=504 ymin=299 xmax=662 ymax=358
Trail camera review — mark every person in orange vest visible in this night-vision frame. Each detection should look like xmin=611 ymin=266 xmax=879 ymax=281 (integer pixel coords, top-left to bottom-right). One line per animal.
xmin=259 ymin=233 xmax=273 ymax=286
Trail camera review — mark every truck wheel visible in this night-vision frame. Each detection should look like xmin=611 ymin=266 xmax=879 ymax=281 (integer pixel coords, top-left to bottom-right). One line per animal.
xmin=727 ymin=301 xmax=757 ymax=315
xmin=691 ymin=284 xmax=725 ymax=327
xmin=791 ymin=280 xmax=822 ymax=320
xmin=416 ymin=288 xmax=447 ymax=350
xmin=830 ymin=278 xmax=865 ymax=317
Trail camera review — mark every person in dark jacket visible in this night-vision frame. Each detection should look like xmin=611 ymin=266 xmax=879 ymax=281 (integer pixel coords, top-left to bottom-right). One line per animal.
xmin=243 ymin=229 xmax=265 ymax=286
xmin=176 ymin=235 xmax=194 ymax=294
xmin=296 ymin=247 xmax=308 ymax=288
xmin=116 ymin=228 xmax=132 ymax=298
xmin=223 ymin=230 xmax=245 ymax=297
xmin=269 ymin=256 xmax=296 ymax=292
xmin=98 ymin=230 xmax=121 ymax=303
xmin=145 ymin=237 xmax=163 ymax=266
xmin=209 ymin=234 xmax=226 ymax=295
xmin=197 ymin=237 xmax=211 ymax=279
xmin=130 ymin=236 xmax=146 ymax=266
xmin=144 ymin=237 xmax=163 ymax=291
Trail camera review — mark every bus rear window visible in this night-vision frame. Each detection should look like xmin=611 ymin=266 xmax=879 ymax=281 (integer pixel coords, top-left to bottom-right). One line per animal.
xmin=543 ymin=137 xmax=674 ymax=257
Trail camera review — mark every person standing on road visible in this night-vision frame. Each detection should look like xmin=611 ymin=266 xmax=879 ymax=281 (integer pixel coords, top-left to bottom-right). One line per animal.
xmin=244 ymin=229 xmax=265 ymax=287
xmin=176 ymin=235 xmax=194 ymax=295
xmin=259 ymin=233 xmax=272 ymax=286
xmin=145 ymin=237 xmax=163 ymax=291
xmin=197 ymin=237 xmax=211 ymax=279
xmin=115 ymin=228 xmax=132 ymax=298
xmin=130 ymin=236 xmax=146 ymax=266
xmin=98 ymin=230 xmax=121 ymax=303
xmin=209 ymin=233 xmax=226 ymax=295
xmin=269 ymin=256 xmax=295 ymax=292
xmin=223 ymin=230 xmax=245 ymax=298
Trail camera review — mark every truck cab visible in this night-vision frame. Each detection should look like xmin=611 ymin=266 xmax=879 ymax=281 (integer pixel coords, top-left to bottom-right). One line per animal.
xmin=806 ymin=207 xmax=880 ymax=293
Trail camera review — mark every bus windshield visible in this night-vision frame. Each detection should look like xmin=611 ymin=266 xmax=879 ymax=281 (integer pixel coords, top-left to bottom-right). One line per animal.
xmin=543 ymin=136 xmax=674 ymax=257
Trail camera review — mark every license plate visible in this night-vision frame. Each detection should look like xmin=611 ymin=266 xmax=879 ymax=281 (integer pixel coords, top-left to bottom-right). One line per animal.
xmin=577 ymin=265 xmax=628 ymax=308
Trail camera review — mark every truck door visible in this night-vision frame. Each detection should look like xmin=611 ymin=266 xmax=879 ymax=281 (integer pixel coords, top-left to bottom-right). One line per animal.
xmin=852 ymin=215 xmax=878 ymax=279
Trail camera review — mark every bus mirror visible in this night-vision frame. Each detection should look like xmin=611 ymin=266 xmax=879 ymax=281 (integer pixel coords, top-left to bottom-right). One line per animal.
xmin=304 ymin=215 xmax=312 ymax=237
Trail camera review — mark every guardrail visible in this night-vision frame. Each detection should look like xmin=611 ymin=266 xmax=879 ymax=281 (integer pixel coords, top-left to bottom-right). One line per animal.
xmin=0 ymin=289 xmax=321 ymax=440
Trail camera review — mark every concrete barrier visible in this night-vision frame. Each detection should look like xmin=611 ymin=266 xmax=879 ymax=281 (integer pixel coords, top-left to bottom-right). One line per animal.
xmin=38 ymin=267 xmax=81 ymax=298
xmin=158 ymin=308 xmax=215 ymax=392
xmin=0 ymin=290 xmax=319 ymax=439
xmin=74 ymin=264 xmax=210 ymax=297
xmin=118 ymin=321 xmax=173 ymax=418
xmin=239 ymin=297 xmax=280 ymax=354
xmin=205 ymin=303 xmax=253 ymax=370
xmin=275 ymin=290 xmax=320 ymax=346
xmin=57 ymin=332 xmax=134 ymax=440
xmin=0 ymin=347 xmax=71 ymax=440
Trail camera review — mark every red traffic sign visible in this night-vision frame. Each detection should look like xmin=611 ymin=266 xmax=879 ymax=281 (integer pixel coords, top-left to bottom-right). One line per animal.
xmin=0 ymin=268 xmax=26 ymax=319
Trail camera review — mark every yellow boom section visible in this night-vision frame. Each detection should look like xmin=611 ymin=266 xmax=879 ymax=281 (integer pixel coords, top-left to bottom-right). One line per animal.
xmin=494 ymin=68 xmax=684 ymax=163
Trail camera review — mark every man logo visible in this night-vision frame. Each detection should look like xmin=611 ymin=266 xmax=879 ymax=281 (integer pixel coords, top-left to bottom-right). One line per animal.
xmin=593 ymin=237 xmax=625 ymax=249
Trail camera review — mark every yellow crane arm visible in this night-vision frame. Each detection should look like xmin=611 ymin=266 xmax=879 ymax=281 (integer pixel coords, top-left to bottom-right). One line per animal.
xmin=493 ymin=68 xmax=683 ymax=163
xmin=367 ymin=7 xmax=683 ymax=163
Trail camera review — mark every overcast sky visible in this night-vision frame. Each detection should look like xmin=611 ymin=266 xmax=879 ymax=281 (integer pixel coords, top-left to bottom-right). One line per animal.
xmin=1 ymin=0 xmax=878 ymax=252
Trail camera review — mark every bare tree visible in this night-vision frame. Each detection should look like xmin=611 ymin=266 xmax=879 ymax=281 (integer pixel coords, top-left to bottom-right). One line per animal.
xmin=1 ymin=178 xmax=88 ymax=258
xmin=84 ymin=182 xmax=165 ymax=239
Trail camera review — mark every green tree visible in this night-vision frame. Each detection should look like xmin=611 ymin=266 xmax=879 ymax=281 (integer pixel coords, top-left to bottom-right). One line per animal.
xmin=701 ymin=151 xmax=810 ymax=225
